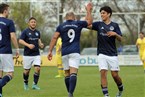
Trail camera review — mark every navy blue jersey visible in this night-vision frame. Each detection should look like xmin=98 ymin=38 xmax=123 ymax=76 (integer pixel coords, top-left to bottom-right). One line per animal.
xmin=56 ymin=20 xmax=88 ymax=56
xmin=92 ymin=21 xmax=122 ymax=56
xmin=20 ymin=28 xmax=40 ymax=56
xmin=0 ymin=17 xmax=15 ymax=54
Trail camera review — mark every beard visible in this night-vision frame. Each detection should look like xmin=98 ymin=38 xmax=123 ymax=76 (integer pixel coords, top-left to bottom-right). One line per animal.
xmin=29 ymin=26 xmax=36 ymax=30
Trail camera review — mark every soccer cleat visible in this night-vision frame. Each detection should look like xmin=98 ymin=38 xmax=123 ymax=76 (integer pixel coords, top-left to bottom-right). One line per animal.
xmin=68 ymin=93 xmax=73 ymax=97
xmin=104 ymin=96 xmax=110 ymax=97
xmin=116 ymin=91 xmax=123 ymax=97
xmin=55 ymin=75 xmax=64 ymax=78
xmin=24 ymin=83 xmax=29 ymax=90
xmin=0 ymin=93 xmax=2 ymax=97
xmin=32 ymin=84 xmax=40 ymax=90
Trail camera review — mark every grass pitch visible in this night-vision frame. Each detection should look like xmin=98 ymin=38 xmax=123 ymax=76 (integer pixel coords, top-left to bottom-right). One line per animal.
xmin=3 ymin=66 xmax=144 ymax=97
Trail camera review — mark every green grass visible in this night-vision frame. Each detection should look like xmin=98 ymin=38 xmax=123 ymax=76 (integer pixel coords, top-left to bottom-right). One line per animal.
xmin=3 ymin=66 xmax=144 ymax=97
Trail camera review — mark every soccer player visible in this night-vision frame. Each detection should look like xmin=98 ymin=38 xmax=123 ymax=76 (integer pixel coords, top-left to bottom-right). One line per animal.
xmin=19 ymin=17 xmax=44 ymax=90
xmin=0 ymin=3 xmax=19 ymax=97
xmin=136 ymin=32 xmax=145 ymax=72
xmin=89 ymin=6 xmax=124 ymax=97
xmin=55 ymin=37 xmax=64 ymax=78
xmin=47 ymin=3 xmax=93 ymax=97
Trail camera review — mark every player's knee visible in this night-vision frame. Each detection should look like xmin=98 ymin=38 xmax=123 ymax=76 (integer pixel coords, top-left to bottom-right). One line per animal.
xmin=34 ymin=65 xmax=41 ymax=72
xmin=100 ymin=70 xmax=107 ymax=76
xmin=24 ymin=69 xmax=30 ymax=74
xmin=64 ymin=70 xmax=70 ymax=76
xmin=6 ymin=73 xmax=13 ymax=79
xmin=36 ymin=67 xmax=40 ymax=72
xmin=111 ymin=72 xmax=119 ymax=79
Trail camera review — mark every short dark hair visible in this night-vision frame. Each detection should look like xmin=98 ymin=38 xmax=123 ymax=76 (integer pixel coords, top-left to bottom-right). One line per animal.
xmin=0 ymin=3 xmax=9 ymax=14
xmin=140 ymin=32 xmax=144 ymax=35
xmin=29 ymin=17 xmax=36 ymax=21
xmin=100 ymin=6 xmax=112 ymax=17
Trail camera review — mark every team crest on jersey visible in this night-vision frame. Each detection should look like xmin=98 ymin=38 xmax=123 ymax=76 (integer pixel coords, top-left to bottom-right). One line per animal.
xmin=35 ymin=32 xmax=39 ymax=36
xmin=110 ymin=26 xmax=114 ymax=30
xmin=29 ymin=33 xmax=31 ymax=35
xmin=101 ymin=27 xmax=104 ymax=29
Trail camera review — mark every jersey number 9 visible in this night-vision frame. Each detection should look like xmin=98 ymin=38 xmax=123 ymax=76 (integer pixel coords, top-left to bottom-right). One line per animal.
xmin=68 ymin=29 xmax=75 ymax=43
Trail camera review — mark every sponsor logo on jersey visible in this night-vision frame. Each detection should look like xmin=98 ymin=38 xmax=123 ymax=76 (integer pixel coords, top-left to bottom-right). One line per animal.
xmin=101 ymin=26 xmax=104 ymax=29
xmin=29 ymin=33 xmax=31 ymax=35
xmin=35 ymin=32 xmax=39 ymax=36
xmin=110 ymin=26 xmax=114 ymax=30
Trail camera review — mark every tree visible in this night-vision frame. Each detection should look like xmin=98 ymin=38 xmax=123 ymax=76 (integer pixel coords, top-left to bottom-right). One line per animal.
xmin=99 ymin=0 xmax=145 ymax=44
xmin=9 ymin=2 xmax=48 ymax=47
xmin=8 ymin=0 xmax=145 ymax=49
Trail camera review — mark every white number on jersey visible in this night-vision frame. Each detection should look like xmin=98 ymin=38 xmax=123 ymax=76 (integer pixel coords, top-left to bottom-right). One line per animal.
xmin=0 ymin=29 xmax=2 ymax=41
xmin=68 ymin=29 xmax=75 ymax=43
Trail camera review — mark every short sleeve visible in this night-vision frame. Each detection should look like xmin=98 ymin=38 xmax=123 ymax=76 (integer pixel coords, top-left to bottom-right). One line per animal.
xmin=92 ymin=22 xmax=100 ymax=31
xmin=77 ymin=21 xmax=88 ymax=28
xmin=9 ymin=20 xmax=15 ymax=33
xmin=115 ymin=23 xmax=122 ymax=36
xmin=55 ymin=25 xmax=61 ymax=33
xmin=19 ymin=30 xmax=26 ymax=40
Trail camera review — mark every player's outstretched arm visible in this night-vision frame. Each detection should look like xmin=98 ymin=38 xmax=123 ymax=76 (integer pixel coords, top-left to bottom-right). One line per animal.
xmin=10 ymin=32 xmax=19 ymax=58
xmin=47 ymin=32 xmax=60 ymax=61
xmin=85 ymin=2 xmax=93 ymax=26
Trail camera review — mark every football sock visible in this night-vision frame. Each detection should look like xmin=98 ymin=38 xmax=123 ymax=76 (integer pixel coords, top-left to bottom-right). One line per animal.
xmin=101 ymin=86 xmax=109 ymax=96
xmin=69 ymin=73 xmax=77 ymax=95
xmin=0 ymin=75 xmax=12 ymax=94
xmin=23 ymin=73 xmax=29 ymax=85
xmin=117 ymin=83 xmax=124 ymax=91
xmin=33 ymin=72 xmax=40 ymax=85
xmin=65 ymin=76 xmax=70 ymax=92
xmin=0 ymin=75 xmax=12 ymax=87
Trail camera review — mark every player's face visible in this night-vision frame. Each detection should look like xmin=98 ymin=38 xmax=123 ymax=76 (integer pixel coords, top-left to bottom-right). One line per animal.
xmin=4 ymin=7 xmax=9 ymax=18
xmin=28 ymin=19 xmax=37 ymax=29
xmin=139 ymin=33 xmax=144 ymax=39
xmin=100 ymin=10 xmax=110 ymax=21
